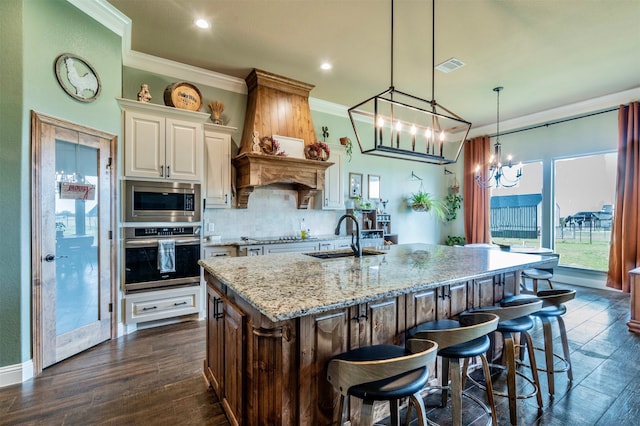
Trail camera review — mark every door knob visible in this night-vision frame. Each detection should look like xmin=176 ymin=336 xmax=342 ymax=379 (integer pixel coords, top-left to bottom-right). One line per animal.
xmin=44 ymin=254 xmax=56 ymax=262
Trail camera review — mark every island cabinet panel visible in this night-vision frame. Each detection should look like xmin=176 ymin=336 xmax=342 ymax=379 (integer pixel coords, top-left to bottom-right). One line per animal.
xmin=206 ymin=287 xmax=223 ymax=395
xmin=204 ymin=283 xmax=246 ymax=426
xmin=406 ymin=288 xmax=438 ymax=329
xmin=436 ymin=283 xmax=468 ymax=319
xmin=471 ymin=276 xmax=496 ymax=309
xmin=357 ymin=296 xmax=404 ymax=347
xmin=299 ymin=308 xmax=351 ymax=426
xmin=223 ymin=302 xmax=244 ymax=426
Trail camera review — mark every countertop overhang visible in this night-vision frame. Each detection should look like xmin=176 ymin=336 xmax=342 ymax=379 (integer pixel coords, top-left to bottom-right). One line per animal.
xmin=199 ymin=243 xmax=550 ymax=322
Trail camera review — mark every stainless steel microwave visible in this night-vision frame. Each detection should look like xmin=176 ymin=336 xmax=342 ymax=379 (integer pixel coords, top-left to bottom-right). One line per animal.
xmin=124 ymin=180 xmax=201 ymax=223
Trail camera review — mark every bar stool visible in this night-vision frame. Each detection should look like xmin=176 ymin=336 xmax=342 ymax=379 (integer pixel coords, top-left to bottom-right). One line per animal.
xmin=406 ymin=312 xmax=500 ymax=426
xmin=520 ymin=254 xmax=559 ymax=294
xmin=521 ymin=268 xmax=554 ymax=293
xmin=467 ymin=299 xmax=544 ymax=425
xmin=530 ymin=289 xmax=576 ymax=396
xmin=326 ymin=340 xmax=438 ymax=426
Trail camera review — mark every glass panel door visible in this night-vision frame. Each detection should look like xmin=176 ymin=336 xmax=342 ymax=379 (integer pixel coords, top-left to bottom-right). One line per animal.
xmin=55 ymin=140 xmax=99 ymax=335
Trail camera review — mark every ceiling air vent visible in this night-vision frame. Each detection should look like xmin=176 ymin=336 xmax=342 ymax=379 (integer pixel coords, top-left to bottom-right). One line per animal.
xmin=435 ymin=57 xmax=465 ymax=73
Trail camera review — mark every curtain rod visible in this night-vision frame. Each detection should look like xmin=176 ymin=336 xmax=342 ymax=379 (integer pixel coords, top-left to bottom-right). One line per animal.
xmin=488 ymin=106 xmax=619 ymax=139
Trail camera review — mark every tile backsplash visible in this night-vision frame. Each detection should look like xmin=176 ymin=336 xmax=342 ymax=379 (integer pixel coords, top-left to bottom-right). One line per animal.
xmin=203 ymin=188 xmax=345 ymax=239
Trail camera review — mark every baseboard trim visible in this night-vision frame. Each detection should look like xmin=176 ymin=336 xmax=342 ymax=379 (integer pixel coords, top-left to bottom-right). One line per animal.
xmin=0 ymin=359 xmax=34 ymax=388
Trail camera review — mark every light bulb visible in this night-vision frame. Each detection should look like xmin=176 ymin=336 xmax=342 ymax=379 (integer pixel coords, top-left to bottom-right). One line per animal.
xmin=410 ymin=125 xmax=417 ymax=135
xmin=377 ymin=117 xmax=384 ymax=128
xmin=395 ymin=121 xmax=402 ymax=131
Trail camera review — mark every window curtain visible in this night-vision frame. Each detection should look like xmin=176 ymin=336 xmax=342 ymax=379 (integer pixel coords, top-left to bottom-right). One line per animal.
xmin=463 ymin=135 xmax=491 ymax=244
xmin=607 ymin=101 xmax=640 ymax=292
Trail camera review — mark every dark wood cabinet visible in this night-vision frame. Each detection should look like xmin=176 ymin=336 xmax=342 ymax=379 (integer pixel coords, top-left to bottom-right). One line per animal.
xmin=205 ymin=283 xmax=245 ymax=426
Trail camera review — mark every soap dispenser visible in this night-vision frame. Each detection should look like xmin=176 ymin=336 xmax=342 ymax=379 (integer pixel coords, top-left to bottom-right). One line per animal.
xmin=300 ymin=218 xmax=307 ymax=239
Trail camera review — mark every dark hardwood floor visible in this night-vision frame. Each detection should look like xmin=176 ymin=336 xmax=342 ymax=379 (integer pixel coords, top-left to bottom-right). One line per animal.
xmin=0 ymin=283 xmax=638 ymax=425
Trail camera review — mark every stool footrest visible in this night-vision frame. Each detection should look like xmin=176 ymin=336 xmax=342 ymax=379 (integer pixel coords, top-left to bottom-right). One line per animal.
xmin=516 ymin=346 xmax=571 ymax=374
xmin=466 ymin=363 xmax=540 ymax=401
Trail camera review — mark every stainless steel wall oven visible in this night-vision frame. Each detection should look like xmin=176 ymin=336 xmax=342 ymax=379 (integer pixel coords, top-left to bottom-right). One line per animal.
xmin=123 ymin=226 xmax=200 ymax=293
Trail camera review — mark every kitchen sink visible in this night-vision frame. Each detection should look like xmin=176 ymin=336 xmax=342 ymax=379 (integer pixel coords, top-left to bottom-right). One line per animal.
xmin=305 ymin=249 xmax=385 ymax=259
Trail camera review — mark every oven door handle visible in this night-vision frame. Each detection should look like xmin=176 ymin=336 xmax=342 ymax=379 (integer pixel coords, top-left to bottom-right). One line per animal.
xmin=125 ymin=238 xmax=201 ymax=247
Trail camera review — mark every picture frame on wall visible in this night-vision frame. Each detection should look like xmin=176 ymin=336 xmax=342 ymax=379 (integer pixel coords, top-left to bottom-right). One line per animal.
xmin=349 ymin=173 xmax=362 ymax=198
xmin=368 ymin=175 xmax=380 ymax=199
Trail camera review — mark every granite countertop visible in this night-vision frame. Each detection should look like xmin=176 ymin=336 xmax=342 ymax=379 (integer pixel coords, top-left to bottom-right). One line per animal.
xmin=198 ymin=243 xmax=549 ymax=323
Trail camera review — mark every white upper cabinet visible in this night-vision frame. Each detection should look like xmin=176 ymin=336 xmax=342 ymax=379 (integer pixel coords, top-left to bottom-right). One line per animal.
xmin=204 ymin=124 xmax=237 ymax=208
xmin=118 ymin=98 xmax=209 ymax=182
xmin=323 ymin=145 xmax=345 ymax=210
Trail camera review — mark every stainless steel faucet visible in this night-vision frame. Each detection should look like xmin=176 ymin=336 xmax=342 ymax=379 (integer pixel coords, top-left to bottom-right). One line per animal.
xmin=335 ymin=214 xmax=362 ymax=257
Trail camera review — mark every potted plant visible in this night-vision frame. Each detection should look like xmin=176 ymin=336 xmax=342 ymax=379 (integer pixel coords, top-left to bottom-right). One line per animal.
xmin=444 ymin=193 xmax=463 ymax=222
xmin=408 ymin=191 xmax=448 ymax=220
xmin=445 ymin=235 xmax=466 ymax=246
xmin=339 ymin=137 xmax=353 ymax=162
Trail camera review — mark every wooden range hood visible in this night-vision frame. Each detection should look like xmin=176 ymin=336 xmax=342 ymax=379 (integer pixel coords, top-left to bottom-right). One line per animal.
xmin=233 ymin=69 xmax=332 ymax=209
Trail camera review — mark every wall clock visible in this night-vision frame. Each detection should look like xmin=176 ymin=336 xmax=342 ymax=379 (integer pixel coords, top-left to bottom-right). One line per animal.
xmin=54 ymin=53 xmax=101 ymax=102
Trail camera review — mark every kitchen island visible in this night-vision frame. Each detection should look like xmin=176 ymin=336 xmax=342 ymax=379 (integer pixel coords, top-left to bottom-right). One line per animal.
xmin=199 ymin=243 xmax=550 ymax=425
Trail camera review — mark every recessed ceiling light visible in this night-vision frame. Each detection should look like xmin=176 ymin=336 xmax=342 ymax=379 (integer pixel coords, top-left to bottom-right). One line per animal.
xmin=195 ymin=18 xmax=211 ymax=29
xmin=320 ymin=62 xmax=332 ymax=71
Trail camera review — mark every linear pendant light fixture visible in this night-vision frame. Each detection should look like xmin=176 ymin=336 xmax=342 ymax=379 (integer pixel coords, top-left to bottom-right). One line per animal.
xmin=348 ymin=0 xmax=471 ymax=164
xmin=475 ymin=86 xmax=522 ymax=188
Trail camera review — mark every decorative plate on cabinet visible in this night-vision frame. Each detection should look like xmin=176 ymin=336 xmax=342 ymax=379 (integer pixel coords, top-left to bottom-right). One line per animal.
xmin=163 ymin=82 xmax=203 ymax=111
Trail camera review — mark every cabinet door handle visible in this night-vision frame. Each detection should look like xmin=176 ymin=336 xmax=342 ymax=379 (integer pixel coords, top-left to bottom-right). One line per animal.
xmin=214 ymin=253 xmax=228 ymax=257
xmin=160 ymin=165 xmax=164 ymax=177
xmin=174 ymin=301 xmax=187 ymax=306
xmin=215 ymin=299 xmax=224 ymax=319
xmin=143 ymin=306 xmax=158 ymax=311
xmin=225 ymin=194 xmax=228 ymax=204
xmin=167 ymin=165 xmax=171 ymax=178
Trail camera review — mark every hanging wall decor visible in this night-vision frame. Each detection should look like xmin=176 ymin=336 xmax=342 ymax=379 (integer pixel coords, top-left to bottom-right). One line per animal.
xmin=54 ymin=53 xmax=101 ymax=102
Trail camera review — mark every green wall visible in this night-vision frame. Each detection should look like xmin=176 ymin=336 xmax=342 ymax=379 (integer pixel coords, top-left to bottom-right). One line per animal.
xmin=0 ymin=0 xmax=122 ymax=369
xmin=0 ymin=0 xmax=26 ymax=368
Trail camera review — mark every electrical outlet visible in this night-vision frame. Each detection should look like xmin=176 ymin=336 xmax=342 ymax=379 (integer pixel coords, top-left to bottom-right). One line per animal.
xmin=208 ymin=223 xmax=215 ymax=232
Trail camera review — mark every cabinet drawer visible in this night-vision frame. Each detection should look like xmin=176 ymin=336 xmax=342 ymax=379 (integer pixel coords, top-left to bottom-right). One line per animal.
xmin=125 ymin=286 xmax=200 ymax=324
xmin=203 ymin=246 xmax=237 ymax=258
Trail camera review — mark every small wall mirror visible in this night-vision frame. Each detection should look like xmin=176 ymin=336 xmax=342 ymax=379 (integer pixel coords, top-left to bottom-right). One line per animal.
xmin=368 ymin=175 xmax=380 ymax=199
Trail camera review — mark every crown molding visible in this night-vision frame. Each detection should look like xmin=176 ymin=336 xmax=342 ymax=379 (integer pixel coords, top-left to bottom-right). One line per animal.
xmin=469 ymin=87 xmax=640 ymax=138
xmin=309 ymin=97 xmax=348 ymax=117
xmin=124 ymin=50 xmax=247 ymax=95
xmin=66 ymin=0 xmax=247 ymax=95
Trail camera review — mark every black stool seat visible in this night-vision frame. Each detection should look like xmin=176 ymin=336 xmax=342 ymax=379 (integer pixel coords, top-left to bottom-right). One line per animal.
xmin=523 ymin=269 xmax=553 ymax=279
xmin=333 ymin=345 xmax=429 ymax=400
xmin=497 ymin=316 xmax=535 ymax=333
xmin=408 ymin=320 xmax=491 ymax=358
xmin=533 ymin=304 xmax=567 ymax=317
xmin=350 ymin=367 xmax=429 ymax=400
xmin=440 ymin=336 xmax=491 ymax=358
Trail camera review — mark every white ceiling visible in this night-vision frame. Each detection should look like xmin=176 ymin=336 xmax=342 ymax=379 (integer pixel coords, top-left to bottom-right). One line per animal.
xmin=106 ymin=0 xmax=640 ymax=130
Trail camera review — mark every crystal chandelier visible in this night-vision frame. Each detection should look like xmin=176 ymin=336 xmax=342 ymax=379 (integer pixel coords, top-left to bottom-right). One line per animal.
xmin=475 ymin=87 xmax=522 ymax=188
xmin=348 ymin=0 xmax=471 ymax=165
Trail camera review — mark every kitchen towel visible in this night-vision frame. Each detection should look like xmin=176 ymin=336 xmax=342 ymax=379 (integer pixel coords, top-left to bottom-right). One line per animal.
xmin=157 ymin=239 xmax=176 ymax=273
